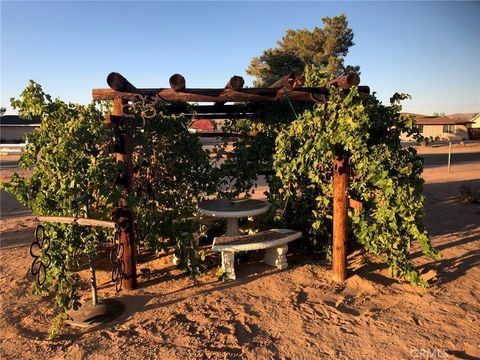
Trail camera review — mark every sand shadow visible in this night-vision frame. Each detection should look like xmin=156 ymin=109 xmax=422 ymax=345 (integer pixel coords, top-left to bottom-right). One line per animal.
xmin=423 ymin=179 xmax=480 ymax=237
xmin=418 ymin=249 xmax=479 ymax=286
xmin=0 ymin=227 xmax=34 ymax=249
xmin=411 ymin=179 xmax=480 ymax=285
xmin=350 ymin=261 xmax=398 ymax=287
xmin=445 ymin=350 xmax=480 ymax=360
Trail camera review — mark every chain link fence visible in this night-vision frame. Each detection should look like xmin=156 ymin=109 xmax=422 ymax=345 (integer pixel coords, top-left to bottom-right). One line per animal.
xmin=404 ymin=140 xmax=480 ymax=173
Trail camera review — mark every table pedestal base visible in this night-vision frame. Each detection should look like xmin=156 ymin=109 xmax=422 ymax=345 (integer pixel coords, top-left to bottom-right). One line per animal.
xmin=225 ymin=218 xmax=240 ymax=236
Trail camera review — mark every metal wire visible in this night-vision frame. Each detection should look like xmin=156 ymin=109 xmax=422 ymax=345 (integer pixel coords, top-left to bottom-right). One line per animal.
xmin=283 ymin=89 xmax=299 ymax=120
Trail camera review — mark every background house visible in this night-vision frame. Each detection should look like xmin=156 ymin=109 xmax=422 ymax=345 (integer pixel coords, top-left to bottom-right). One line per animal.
xmin=401 ymin=113 xmax=473 ymax=141
xmin=0 ymin=115 xmax=40 ymax=143
xmin=469 ymin=113 xmax=480 ymax=128
xmin=448 ymin=112 xmax=480 ymax=140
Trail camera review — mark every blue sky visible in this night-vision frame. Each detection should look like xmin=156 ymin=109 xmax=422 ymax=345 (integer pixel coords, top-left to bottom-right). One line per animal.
xmin=1 ymin=1 xmax=479 ymax=115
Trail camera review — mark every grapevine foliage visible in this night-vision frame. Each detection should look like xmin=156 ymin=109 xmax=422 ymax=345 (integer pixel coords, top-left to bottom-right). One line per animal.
xmin=3 ymin=81 xmax=119 ymax=312
xmin=1 ymin=82 xmax=217 ymax=318
xmin=128 ymin=109 xmax=218 ymax=274
xmin=219 ymin=74 xmax=440 ymax=285
xmin=3 ymin=71 xmax=441 ymax=330
xmin=274 ymin=87 xmax=440 ymax=285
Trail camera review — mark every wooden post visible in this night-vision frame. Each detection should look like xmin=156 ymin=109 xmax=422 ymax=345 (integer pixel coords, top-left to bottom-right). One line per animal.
xmin=112 ymin=97 xmax=137 ymax=290
xmin=332 ymin=152 xmax=349 ymax=282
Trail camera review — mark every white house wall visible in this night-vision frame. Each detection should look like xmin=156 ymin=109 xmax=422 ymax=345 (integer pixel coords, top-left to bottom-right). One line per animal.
xmin=471 ymin=114 xmax=480 ymax=128
xmin=401 ymin=124 xmax=469 ymax=141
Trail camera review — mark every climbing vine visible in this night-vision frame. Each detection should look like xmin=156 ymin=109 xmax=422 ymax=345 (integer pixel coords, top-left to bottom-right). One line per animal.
xmin=3 ymin=81 xmax=119 ymax=314
xmin=3 ymin=70 xmax=441 ymax=332
xmin=273 ymin=86 xmax=440 ymax=285
xmin=128 ymin=109 xmax=218 ymax=275
xmin=1 ymin=82 xmax=217 ymax=320
xmin=219 ymin=70 xmax=440 ymax=285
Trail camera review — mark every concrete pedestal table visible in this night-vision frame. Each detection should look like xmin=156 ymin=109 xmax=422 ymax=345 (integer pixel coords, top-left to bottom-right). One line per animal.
xmin=198 ymin=198 xmax=270 ymax=279
xmin=198 ymin=198 xmax=270 ymax=236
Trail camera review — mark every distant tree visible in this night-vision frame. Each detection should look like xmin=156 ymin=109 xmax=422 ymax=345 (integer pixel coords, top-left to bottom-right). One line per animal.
xmin=433 ymin=112 xmax=446 ymax=117
xmin=246 ymin=14 xmax=359 ymax=86
xmin=0 ymin=107 xmax=6 ymax=117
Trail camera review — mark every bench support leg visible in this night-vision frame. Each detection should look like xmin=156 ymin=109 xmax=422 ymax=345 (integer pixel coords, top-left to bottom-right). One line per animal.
xmin=221 ymin=251 xmax=236 ymax=280
xmin=264 ymin=245 xmax=288 ymax=270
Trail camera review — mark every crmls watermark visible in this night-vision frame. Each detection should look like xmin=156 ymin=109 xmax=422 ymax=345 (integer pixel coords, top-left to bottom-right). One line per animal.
xmin=410 ymin=348 xmax=449 ymax=359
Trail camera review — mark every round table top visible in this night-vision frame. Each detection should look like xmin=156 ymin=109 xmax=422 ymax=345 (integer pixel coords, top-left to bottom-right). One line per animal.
xmin=198 ymin=198 xmax=270 ymax=218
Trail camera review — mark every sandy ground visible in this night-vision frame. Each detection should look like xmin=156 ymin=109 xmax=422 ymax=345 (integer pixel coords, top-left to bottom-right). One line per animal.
xmin=0 ymin=147 xmax=479 ymax=360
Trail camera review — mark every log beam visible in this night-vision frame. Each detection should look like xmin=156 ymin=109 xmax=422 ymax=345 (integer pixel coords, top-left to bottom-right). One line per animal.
xmin=93 ymin=86 xmax=370 ymax=102
xmin=96 ymin=72 xmax=369 ymax=103
xmin=269 ymin=72 xmax=305 ymax=88
xmin=107 ymin=72 xmax=137 ymax=93
xmin=214 ymin=75 xmax=245 ymax=107
xmin=329 ymin=73 xmax=360 ymax=89
xmin=169 ymin=74 xmax=186 ymax=91
xmin=225 ymin=75 xmax=245 ymax=90
xmin=36 ymin=216 xmax=116 ymax=228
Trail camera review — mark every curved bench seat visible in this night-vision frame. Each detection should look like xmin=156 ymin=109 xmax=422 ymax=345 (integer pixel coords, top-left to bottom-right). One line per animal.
xmin=212 ymin=229 xmax=301 ymax=280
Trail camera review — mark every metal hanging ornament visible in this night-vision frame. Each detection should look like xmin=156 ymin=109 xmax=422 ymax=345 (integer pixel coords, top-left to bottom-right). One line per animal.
xmin=30 ymin=223 xmax=52 ymax=286
xmin=110 ymin=225 xmax=125 ymax=292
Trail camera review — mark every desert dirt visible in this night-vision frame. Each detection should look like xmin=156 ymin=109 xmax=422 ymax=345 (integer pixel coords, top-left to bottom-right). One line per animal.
xmin=0 ymin=145 xmax=479 ymax=360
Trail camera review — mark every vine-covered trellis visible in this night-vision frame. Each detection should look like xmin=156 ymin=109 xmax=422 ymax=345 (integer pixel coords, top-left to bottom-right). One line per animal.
xmin=92 ymin=71 xmax=369 ymax=289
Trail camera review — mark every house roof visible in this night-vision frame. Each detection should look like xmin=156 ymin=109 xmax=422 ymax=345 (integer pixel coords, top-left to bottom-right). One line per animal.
xmin=0 ymin=115 xmax=41 ymax=126
xmin=190 ymin=119 xmax=214 ymax=132
xmin=469 ymin=113 xmax=480 ymax=123
xmin=402 ymin=113 xmax=473 ymax=125
xmin=446 ymin=113 xmax=479 ymax=122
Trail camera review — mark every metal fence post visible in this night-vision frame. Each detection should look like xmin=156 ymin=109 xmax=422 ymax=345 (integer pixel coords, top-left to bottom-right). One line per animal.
xmin=448 ymin=141 xmax=452 ymax=173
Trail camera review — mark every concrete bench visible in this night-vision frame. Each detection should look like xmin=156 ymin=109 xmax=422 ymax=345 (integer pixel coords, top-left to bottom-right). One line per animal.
xmin=212 ymin=229 xmax=301 ymax=280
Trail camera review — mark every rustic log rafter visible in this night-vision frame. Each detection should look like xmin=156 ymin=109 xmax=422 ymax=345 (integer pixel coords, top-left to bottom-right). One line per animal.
xmin=93 ymin=72 xmax=369 ymax=104
xmin=94 ymin=71 xmax=369 ymax=287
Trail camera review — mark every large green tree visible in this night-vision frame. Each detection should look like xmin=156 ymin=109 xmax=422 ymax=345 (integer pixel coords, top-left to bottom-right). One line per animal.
xmin=246 ymin=14 xmax=359 ymax=86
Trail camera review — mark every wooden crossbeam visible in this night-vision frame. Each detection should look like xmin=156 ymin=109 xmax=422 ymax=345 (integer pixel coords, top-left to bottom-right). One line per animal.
xmin=37 ymin=216 xmax=116 ymax=228
xmin=106 ymin=106 xmax=254 ymax=122
xmin=348 ymin=198 xmax=362 ymax=211
xmin=224 ymin=75 xmax=245 ymax=90
xmin=95 ymin=72 xmax=369 ymax=103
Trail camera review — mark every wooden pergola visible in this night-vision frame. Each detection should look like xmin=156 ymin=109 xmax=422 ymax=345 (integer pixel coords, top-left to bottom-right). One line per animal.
xmin=92 ymin=72 xmax=369 ymax=290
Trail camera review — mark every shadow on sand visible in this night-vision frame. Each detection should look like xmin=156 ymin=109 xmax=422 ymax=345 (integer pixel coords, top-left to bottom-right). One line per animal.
xmin=414 ymin=179 xmax=480 ymax=286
